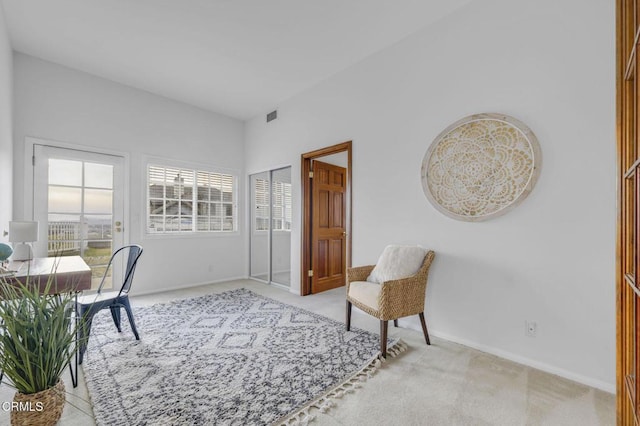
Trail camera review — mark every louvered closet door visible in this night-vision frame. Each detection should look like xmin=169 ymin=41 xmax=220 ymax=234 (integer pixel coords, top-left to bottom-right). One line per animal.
xmin=619 ymin=0 xmax=640 ymax=423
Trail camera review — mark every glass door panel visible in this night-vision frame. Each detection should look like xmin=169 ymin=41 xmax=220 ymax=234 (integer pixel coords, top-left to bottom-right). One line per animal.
xmin=34 ymin=145 xmax=124 ymax=290
xmin=249 ymin=167 xmax=291 ymax=287
xmin=271 ymin=167 xmax=291 ymax=286
xmin=250 ymin=172 xmax=269 ymax=282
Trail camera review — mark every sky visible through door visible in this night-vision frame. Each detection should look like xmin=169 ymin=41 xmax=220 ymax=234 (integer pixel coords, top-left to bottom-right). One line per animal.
xmin=47 ymin=158 xmax=114 ymax=289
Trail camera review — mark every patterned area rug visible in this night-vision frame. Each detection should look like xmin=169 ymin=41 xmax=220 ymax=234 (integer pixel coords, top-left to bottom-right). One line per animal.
xmin=82 ymin=288 xmax=404 ymax=425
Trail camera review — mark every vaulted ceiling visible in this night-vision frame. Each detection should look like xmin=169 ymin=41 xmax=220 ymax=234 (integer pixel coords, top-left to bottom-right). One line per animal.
xmin=1 ymin=0 xmax=471 ymax=120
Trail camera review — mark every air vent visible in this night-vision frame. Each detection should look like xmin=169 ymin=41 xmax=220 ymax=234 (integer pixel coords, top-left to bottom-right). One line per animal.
xmin=266 ymin=110 xmax=277 ymax=123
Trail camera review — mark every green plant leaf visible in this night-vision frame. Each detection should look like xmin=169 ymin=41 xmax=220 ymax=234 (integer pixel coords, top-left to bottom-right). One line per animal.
xmin=0 ymin=266 xmax=84 ymax=394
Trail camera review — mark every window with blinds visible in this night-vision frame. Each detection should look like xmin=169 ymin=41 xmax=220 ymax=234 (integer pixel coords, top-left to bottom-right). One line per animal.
xmin=254 ymin=178 xmax=292 ymax=231
xmin=148 ymin=165 xmax=236 ymax=233
xmin=254 ymin=178 xmax=270 ymax=231
xmin=272 ymin=180 xmax=292 ymax=231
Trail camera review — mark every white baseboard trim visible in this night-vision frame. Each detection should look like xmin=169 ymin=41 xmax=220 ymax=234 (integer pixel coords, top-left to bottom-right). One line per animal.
xmin=430 ymin=329 xmax=615 ymax=394
xmin=130 ymin=281 xmax=616 ymax=394
xmin=132 ymin=276 xmax=249 ymax=297
xmin=247 ymin=276 xmax=291 ymax=292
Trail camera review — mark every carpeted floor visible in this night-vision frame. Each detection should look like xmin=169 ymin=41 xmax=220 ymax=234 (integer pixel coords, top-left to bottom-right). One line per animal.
xmin=0 ymin=279 xmax=615 ymax=425
xmin=82 ymin=288 xmax=400 ymax=425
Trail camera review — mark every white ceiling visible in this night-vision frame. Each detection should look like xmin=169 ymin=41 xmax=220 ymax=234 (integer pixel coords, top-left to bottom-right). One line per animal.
xmin=1 ymin=0 xmax=471 ymax=120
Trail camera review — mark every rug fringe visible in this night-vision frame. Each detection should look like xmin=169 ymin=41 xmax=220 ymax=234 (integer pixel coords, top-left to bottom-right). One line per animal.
xmin=275 ymin=339 xmax=407 ymax=426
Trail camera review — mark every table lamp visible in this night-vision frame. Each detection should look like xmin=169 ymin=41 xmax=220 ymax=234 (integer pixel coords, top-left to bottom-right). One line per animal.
xmin=9 ymin=221 xmax=38 ymax=261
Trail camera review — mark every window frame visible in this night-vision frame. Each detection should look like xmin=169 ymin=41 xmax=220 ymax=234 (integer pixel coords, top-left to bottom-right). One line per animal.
xmin=145 ymin=160 xmax=239 ymax=237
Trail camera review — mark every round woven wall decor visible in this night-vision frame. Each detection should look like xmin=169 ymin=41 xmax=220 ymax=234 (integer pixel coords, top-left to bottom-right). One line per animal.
xmin=421 ymin=113 xmax=541 ymax=222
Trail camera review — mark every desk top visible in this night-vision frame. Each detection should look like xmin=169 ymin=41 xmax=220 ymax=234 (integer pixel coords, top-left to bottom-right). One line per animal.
xmin=5 ymin=256 xmax=92 ymax=293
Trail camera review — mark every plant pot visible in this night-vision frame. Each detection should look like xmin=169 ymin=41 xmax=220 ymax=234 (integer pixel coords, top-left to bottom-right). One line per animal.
xmin=10 ymin=379 xmax=65 ymax=426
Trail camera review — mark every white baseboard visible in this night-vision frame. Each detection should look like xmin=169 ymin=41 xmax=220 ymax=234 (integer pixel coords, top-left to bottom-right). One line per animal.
xmin=430 ymin=329 xmax=615 ymax=394
xmin=133 ymin=280 xmax=615 ymax=394
xmin=132 ymin=275 xmax=249 ymax=296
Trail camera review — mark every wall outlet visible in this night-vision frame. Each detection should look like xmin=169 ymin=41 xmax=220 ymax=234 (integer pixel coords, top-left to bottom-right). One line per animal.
xmin=525 ymin=321 xmax=537 ymax=337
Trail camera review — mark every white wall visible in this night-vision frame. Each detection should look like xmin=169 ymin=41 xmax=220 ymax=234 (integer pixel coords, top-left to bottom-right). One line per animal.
xmin=0 ymin=4 xmax=12 ymax=238
xmin=245 ymin=0 xmax=616 ymax=391
xmin=13 ymin=53 xmax=246 ymax=294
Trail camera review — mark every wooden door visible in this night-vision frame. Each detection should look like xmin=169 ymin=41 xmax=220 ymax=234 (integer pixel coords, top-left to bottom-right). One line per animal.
xmin=311 ymin=160 xmax=346 ymax=293
xmin=618 ymin=0 xmax=640 ymax=423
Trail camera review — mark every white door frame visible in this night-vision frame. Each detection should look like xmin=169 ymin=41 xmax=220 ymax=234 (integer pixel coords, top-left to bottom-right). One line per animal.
xmin=23 ymin=136 xmax=131 ymax=252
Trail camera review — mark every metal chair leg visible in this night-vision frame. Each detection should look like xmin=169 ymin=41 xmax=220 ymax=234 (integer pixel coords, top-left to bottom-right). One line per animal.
xmin=121 ymin=299 xmax=140 ymax=340
xmin=78 ymin=305 xmax=98 ymax=365
xmin=110 ymin=306 xmax=122 ymax=332
xmin=346 ymin=301 xmax=352 ymax=331
xmin=69 ymin=294 xmax=79 ymax=387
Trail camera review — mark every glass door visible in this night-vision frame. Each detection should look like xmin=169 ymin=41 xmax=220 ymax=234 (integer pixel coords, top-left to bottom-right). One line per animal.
xmin=249 ymin=167 xmax=291 ymax=287
xmin=271 ymin=168 xmax=291 ymax=286
xmin=33 ymin=145 xmax=125 ymax=290
xmin=250 ymin=171 xmax=270 ymax=282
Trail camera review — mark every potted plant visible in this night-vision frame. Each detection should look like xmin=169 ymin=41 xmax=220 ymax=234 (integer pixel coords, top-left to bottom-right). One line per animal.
xmin=0 ymin=273 xmax=78 ymax=426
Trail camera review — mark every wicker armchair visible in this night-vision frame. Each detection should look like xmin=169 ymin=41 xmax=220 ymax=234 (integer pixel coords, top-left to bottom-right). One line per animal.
xmin=346 ymin=250 xmax=435 ymax=358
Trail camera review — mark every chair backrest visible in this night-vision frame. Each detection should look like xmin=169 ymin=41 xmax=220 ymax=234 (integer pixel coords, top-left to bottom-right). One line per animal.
xmin=97 ymin=245 xmax=143 ymax=296
xmin=418 ymin=250 xmax=435 ymax=281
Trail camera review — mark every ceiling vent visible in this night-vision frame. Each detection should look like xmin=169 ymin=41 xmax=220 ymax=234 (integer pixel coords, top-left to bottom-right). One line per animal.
xmin=266 ymin=110 xmax=277 ymax=123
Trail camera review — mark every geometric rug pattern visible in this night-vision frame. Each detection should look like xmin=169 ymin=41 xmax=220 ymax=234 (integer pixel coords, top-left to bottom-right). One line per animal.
xmin=82 ymin=288 xmax=392 ymax=425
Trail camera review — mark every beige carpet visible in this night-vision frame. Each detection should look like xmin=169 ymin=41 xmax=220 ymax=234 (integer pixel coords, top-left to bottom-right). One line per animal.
xmin=0 ymin=279 xmax=614 ymax=425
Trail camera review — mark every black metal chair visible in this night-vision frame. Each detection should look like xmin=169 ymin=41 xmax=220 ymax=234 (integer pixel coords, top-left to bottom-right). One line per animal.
xmin=76 ymin=244 xmax=143 ymax=364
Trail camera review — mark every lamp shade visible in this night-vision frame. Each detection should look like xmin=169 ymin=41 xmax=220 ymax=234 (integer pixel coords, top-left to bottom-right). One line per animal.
xmin=9 ymin=221 xmax=39 ymax=243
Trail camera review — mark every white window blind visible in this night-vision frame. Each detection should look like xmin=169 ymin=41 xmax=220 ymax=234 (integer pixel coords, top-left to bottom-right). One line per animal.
xmin=253 ymin=177 xmax=291 ymax=231
xmin=148 ymin=165 xmax=236 ymax=234
xmin=254 ymin=178 xmax=270 ymax=231
xmin=272 ymin=180 xmax=292 ymax=231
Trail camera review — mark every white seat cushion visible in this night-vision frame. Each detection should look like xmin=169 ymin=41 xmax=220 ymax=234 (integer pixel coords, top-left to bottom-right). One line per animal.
xmin=348 ymin=281 xmax=381 ymax=310
xmin=366 ymin=245 xmax=427 ymax=284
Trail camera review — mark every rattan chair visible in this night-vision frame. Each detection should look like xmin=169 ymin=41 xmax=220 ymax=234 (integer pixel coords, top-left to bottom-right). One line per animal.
xmin=346 ymin=250 xmax=435 ymax=358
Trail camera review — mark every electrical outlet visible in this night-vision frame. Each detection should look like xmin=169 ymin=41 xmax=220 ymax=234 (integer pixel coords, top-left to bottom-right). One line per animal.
xmin=525 ymin=321 xmax=537 ymax=337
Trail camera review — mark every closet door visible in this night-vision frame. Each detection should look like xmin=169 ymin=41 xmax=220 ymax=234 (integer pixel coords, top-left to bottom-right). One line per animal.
xmin=250 ymin=172 xmax=270 ymax=282
xmin=249 ymin=168 xmax=292 ymax=287
xmin=618 ymin=0 xmax=640 ymax=423
xmin=270 ymin=167 xmax=291 ymax=286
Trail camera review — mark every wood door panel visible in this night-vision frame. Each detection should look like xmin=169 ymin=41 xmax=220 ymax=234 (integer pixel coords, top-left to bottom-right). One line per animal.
xmin=314 ymin=237 xmax=344 ymax=291
xmin=311 ymin=160 xmax=347 ymax=293
xmin=333 ymin=171 xmax=344 ymax=186
xmin=332 ymin=192 xmax=343 ymax=228
xmin=318 ymin=190 xmax=330 ymax=228
xmin=618 ymin=1 xmax=640 ymax=422
xmin=317 ymin=168 xmax=330 ymax=184
xmin=317 ymin=240 xmax=328 ymax=278
xmin=329 ymin=239 xmax=343 ymax=276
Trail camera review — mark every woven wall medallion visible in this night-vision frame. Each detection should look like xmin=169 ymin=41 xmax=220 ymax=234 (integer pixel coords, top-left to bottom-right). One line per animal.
xmin=421 ymin=113 xmax=541 ymax=222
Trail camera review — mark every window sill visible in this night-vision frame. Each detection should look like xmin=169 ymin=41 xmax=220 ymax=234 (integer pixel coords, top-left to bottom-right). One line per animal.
xmin=143 ymin=230 xmax=241 ymax=240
